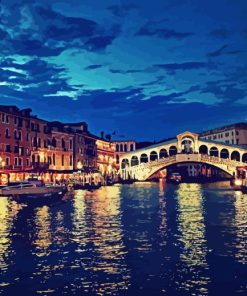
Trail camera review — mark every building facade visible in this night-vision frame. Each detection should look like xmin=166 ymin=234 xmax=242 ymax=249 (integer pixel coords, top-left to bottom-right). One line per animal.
xmin=200 ymin=123 xmax=247 ymax=146
xmin=113 ymin=140 xmax=136 ymax=170
xmin=96 ymin=138 xmax=116 ymax=175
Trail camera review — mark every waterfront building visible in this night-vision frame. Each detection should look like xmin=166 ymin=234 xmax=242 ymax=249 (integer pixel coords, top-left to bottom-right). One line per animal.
xmin=200 ymin=123 xmax=247 ymax=145
xmin=95 ymin=137 xmax=116 ymax=175
xmin=63 ymin=122 xmax=97 ymax=172
xmin=113 ymin=140 xmax=136 ymax=170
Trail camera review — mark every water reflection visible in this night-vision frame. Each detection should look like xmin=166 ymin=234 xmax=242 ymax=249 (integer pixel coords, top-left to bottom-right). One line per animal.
xmin=33 ymin=206 xmax=52 ymax=256
xmin=234 ymin=191 xmax=247 ymax=264
xmin=158 ymin=180 xmax=167 ymax=247
xmin=175 ymin=183 xmax=210 ymax=295
xmin=72 ymin=187 xmax=130 ymax=295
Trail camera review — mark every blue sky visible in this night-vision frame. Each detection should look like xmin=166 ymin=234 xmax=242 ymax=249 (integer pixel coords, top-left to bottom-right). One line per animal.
xmin=0 ymin=0 xmax=247 ymax=141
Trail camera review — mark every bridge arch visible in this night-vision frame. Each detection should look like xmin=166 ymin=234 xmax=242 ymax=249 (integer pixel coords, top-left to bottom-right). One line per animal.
xmin=159 ymin=148 xmax=168 ymax=158
xmin=242 ymin=153 xmax=247 ymax=163
xmin=140 ymin=153 xmax=148 ymax=163
xmin=209 ymin=146 xmax=219 ymax=157
xmin=121 ymin=158 xmax=129 ymax=169
xmin=150 ymin=151 xmax=158 ymax=161
xmin=169 ymin=146 xmax=177 ymax=156
xmin=199 ymin=145 xmax=208 ymax=154
xmin=220 ymin=148 xmax=229 ymax=159
xmin=131 ymin=155 xmax=139 ymax=166
xmin=231 ymin=151 xmax=240 ymax=161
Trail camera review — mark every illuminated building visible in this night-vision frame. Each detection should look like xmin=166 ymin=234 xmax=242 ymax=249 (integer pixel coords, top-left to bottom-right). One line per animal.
xmin=95 ymin=137 xmax=116 ymax=174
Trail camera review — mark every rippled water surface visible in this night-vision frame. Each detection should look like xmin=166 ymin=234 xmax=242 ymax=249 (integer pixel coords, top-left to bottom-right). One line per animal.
xmin=0 ymin=182 xmax=247 ymax=295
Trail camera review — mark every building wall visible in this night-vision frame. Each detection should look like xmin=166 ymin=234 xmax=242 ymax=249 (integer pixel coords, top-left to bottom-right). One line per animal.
xmin=96 ymin=139 xmax=116 ymax=174
xmin=200 ymin=124 xmax=247 ymax=145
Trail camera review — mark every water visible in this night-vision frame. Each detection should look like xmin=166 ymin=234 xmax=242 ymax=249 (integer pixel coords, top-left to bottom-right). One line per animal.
xmin=0 ymin=182 xmax=246 ymax=296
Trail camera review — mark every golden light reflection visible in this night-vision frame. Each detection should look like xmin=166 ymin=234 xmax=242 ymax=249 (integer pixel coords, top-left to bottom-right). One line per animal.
xmin=175 ymin=183 xmax=210 ymax=295
xmin=33 ymin=206 xmax=52 ymax=256
xmin=0 ymin=198 xmax=24 ymax=274
xmin=72 ymin=186 xmax=131 ymax=294
xmin=158 ymin=179 xmax=167 ymax=247
xmin=233 ymin=191 xmax=247 ymax=264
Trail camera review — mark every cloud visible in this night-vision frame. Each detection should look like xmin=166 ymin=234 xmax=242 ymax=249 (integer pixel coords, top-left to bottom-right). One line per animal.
xmin=84 ymin=64 xmax=104 ymax=70
xmin=207 ymin=44 xmax=242 ymax=57
xmin=136 ymin=24 xmax=193 ymax=40
xmin=209 ymin=28 xmax=230 ymax=39
xmin=85 ymin=35 xmax=116 ymax=51
xmin=154 ymin=62 xmax=207 ymax=72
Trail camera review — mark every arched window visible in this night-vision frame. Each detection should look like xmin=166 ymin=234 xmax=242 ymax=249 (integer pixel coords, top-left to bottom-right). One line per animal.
xmin=121 ymin=158 xmax=129 ymax=169
xmin=131 ymin=156 xmax=139 ymax=167
xmin=231 ymin=151 xmax=240 ymax=161
xmin=130 ymin=144 xmax=134 ymax=151
xmin=124 ymin=144 xmax=127 ymax=152
xmin=199 ymin=145 xmax=208 ymax=154
xmin=209 ymin=147 xmax=219 ymax=157
xmin=150 ymin=151 xmax=158 ymax=161
xmin=18 ymin=131 xmax=22 ymax=141
xmin=220 ymin=149 xmax=229 ymax=159
xmin=169 ymin=146 xmax=177 ymax=156
xmin=120 ymin=144 xmax=123 ymax=152
xmin=116 ymin=144 xmax=119 ymax=152
xmin=140 ymin=153 xmax=148 ymax=163
xmin=159 ymin=148 xmax=168 ymax=158
xmin=242 ymin=153 xmax=247 ymax=163
xmin=61 ymin=138 xmax=65 ymax=148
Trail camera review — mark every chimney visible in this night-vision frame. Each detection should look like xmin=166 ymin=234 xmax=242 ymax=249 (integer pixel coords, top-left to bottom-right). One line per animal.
xmin=100 ymin=131 xmax=104 ymax=139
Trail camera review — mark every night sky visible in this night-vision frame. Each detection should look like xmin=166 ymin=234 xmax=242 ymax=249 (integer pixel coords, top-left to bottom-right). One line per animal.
xmin=0 ymin=0 xmax=247 ymax=141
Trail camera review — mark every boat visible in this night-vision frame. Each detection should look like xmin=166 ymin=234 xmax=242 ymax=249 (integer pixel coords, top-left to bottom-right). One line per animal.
xmin=0 ymin=181 xmax=67 ymax=200
xmin=167 ymin=172 xmax=182 ymax=184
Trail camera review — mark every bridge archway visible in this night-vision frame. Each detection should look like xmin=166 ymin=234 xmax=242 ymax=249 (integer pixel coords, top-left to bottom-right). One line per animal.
xmin=242 ymin=153 xmax=247 ymax=163
xmin=231 ymin=151 xmax=240 ymax=161
xmin=131 ymin=156 xmax=139 ymax=166
xmin=169 ymin=146 xmax=177 ymax=156
xmin=181 ymin=136 xmax=194 ymax=153
xmin=140 ymin=153 xmax=148 ymax=163
xmin=220 ymin=148 xmax=229 ymax=159
xmin=159 ymin=148 xmax=168 ymax=158
xmin=121 ymin=158 xmax=129 ymax=169
xmin=150 ymin=151 xmax=158 ymax=161
xmin=199 ymin=145 xmax=208 ymax=154
xmin=210 ymin=146 xmax=219 ymax=157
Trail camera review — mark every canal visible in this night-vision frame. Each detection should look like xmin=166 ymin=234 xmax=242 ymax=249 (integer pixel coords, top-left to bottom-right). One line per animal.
xmin=0 ymin=182 xmax=246 ymax=295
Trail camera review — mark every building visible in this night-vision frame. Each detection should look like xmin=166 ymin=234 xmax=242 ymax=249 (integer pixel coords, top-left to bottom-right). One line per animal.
xmin=0 ymin=105 xmax=98 ymax=182
xmin=200 ymin=123 xmax=247 ymax=146
xmin=96 ymin=137 xmax=116 ymax=175
xmin=114 ymin=140 xmax=136 ymax=169
xmin=63 ymin=122 xmax=97 ymax=172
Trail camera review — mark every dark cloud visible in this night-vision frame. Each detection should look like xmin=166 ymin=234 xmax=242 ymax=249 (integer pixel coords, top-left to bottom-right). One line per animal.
xmin=207 ymin=44 xmax=242 ymax=57
xmin=136 ymin=25 xmax=193 ymax=40
xmin=154 ymin=62 xmax=207 ymax=72
xmin=84 ymin=64 xmax=104 ymax=70
xmin=108 ymin=4 xmax=137 ymax=17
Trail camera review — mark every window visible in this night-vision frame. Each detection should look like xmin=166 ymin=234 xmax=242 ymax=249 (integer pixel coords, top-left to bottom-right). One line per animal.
xmin=5 ymin=128 xmax=10 ymax=138
xmin=14 ymin=157 xmax=18 ymax=166
xmin=18 ymin=158 xmax=22 ymax=166
xmin=26 ymin=158 xmax=30 ymax=166
xmin=5 ymin=115 xmax=9 ymax=123
xmin=14 ymin=130 xmax=18 ymax=140
xmin=232 ymin=139 xmax=234 ymax=144
xmin=5 ymin=145 xmax=11 ymax=153
xmin=53 ymin=154 xmax=56 ymax=165
xmin=236 ymin=139 xmax=239 ymax=145
xmin=18 ymin=131 xmax=22 ymax=141
xmin=236 ymin=130 xmax=239 ymax=136
xmin=62 ymin=155 xmax=64 ymax=166
xmin=6 ymin=157 xmax=10 ymax=166
xmin=14 ymin=146 xmax=19 ymax=153
xmin=70 ymin=155 xmax=73 ymax=166
xmin=225 ymin=140 xmax=229 ymax=144
xmin=70 ymin=139 xmax=73 ymax=150
xmin=225 ymin=132 xmax=229 ymax=137
xmin=26 ymin=132 xmax=30 ymax=141
xmin=2 ymin=113 xmax=5 ymax=122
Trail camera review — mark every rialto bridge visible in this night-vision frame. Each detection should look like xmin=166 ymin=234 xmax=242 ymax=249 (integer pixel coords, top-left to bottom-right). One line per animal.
xmin=120 ymin=131 xmax=247 ymax=181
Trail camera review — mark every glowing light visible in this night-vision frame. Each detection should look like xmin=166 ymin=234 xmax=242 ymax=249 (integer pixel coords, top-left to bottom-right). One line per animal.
xmin=234 ymin=179 xmax=242 ymax=186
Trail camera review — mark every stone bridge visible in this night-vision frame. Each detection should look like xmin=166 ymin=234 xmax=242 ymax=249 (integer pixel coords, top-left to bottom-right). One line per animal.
xmin=120 ymin=131 xmax=247 ymax=181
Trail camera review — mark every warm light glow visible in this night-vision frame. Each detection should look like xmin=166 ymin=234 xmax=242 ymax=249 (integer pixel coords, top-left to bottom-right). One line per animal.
xmin=77 ymin=161 xmax=83 ymax=170
xmin=234 ymin=179 xmax=242 ymax=186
